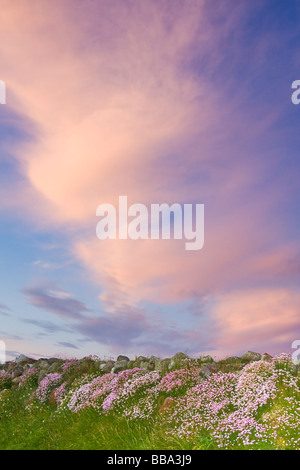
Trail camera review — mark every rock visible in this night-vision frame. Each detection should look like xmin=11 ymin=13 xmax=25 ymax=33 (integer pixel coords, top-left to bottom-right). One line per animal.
xmin=199 ymin=364 xmax=217 ymax=381
xmin=218 ymin=355 xmax=245 ymax=372
xmin=149 ymin=356 xmax=159 ymax=365
xmin=7 ymin=362 xmax=17 ymax=372
xmin=48 ymin=358 xmax=61 ymax=365
xmin=241 ymin=351 xmax=262 ymax=362
xmin=101 ymin=360 xmax=115 ymax=373
xmin=172 ymin=352 xmax=189 ymax=361
xmin=140 ymin=361 xmax=154 ymax=371
xmin=168 ymin=352 xmax=192 ymax=370
xmin=15 ymin=354 xmax=31 ymax=364
xmin=136 ymin=356 xmax=147 ymax=363
xmin=198 ymin=355 xmax=214 ymax=363
xmin=12 ymin=376 xmax=22 ymax=386
xmin=132 ymin=356 xmax=151 ymax=369
xmin=225 ymin=356 xmax=240 ymax=362
xmin=36 ymin=359 xmax=51 ymax=369
xmin=261 ymin=353 xmax=273 ymax=362
xmin=112 ymin=360 xmax=128 ymax=373
xmin=34 ymin=357 xmax=60 ymax=370
xmin=154 ymin=358 xmax=170 ymax=372
xmin=117 ymin=355 xmax=130 ymax=362
xmin=12 ymin=366 xmax=24 ymax=378
xmin=127 ymin=360 xmax=136 ymax=369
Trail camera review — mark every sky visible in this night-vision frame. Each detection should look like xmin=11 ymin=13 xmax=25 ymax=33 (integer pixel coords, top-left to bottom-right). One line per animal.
xmin=0 ymin=0 xmax=300 ymax=361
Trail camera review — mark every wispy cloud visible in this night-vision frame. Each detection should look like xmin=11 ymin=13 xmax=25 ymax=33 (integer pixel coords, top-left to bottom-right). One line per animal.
xmin=0 ymin=303 xmax=11 ymax=316
xmin=0 ymin=330 xmax=22 ymax=341
xmin=57 ymin=341 xmax=79 ymax=350
xmin=22 ymin=318 xmax=70 ymax=334
xmin=212 ymin=288 xmax=300 ymax=357
xmin=22 ymin=282 xmax=90 ymax=320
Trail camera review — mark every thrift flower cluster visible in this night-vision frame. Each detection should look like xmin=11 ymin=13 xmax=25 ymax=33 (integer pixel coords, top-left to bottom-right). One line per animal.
xmin=66 ymin=368 xmax=147 ymax=414
xmin=23 ymin=353 xmax=300 ymax=449
xmin=166 ymin=354 xmax=300 ymax=449
xmin=62 ymin=359 xmax=79 ymax=373
xmin=19 ymin=368 xmax=39 ymax=388
xmin=53 ymin=382 xmax=68 ymax=405
xmin=107 ymin=370 xmax=162 ymax=419
xmin=34 ymin=373 xmax=62 ymax=403
xmin=159 ymin=364 xmax=199 ymax=395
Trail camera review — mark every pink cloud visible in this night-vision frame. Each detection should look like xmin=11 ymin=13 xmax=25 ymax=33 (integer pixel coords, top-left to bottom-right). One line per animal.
xmin=1 ymin=0 xmax=299 ymax=361
xmin=211 ymin=288 xmax=300 ymax=356
xmin=0 ymin=1 xmax=216 ymax=223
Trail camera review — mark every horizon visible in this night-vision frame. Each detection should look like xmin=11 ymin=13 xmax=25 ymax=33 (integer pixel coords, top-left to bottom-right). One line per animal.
xmin=0 ymin=349 xmax=282 ymax=365
xmin=1 ymin=0 xmax=300 ymax=362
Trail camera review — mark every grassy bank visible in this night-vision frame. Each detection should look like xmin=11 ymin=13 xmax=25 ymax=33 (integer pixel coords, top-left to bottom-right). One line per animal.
xmin=0 ymin=387 xmax=207 ymax=450
xmin=1 ymin=353 xmax=300 ymax=450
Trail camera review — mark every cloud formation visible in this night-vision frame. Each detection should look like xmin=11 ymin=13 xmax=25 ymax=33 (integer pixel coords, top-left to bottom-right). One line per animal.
xmin=57 ymin=342 xmax=79 ymax=350
xmin=1 ymin=0 xmax=299 ymax=357
xmin=0 ymin=303 xmax=11 ymax=316
xmin=212 ymin=288 xmax=300 ymax=357
xmin=22 ymin=283 xmax=90 ymax=320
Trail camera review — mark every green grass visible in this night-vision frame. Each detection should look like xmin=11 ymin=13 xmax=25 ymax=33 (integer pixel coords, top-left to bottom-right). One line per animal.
xmin=0 ymin=388 xmax=200 ymax=450
xmin=0 ymin=385 xmax=292 ymax=450
xmin=1 ymin=360 xmax=299 ymax=450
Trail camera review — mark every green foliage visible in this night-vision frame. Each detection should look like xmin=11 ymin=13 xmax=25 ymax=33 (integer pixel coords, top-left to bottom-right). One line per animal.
xmin=0 ymin=372 xmax=12 ymax=391
xmin=0 ymin=388 xmax=194 ymax=450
